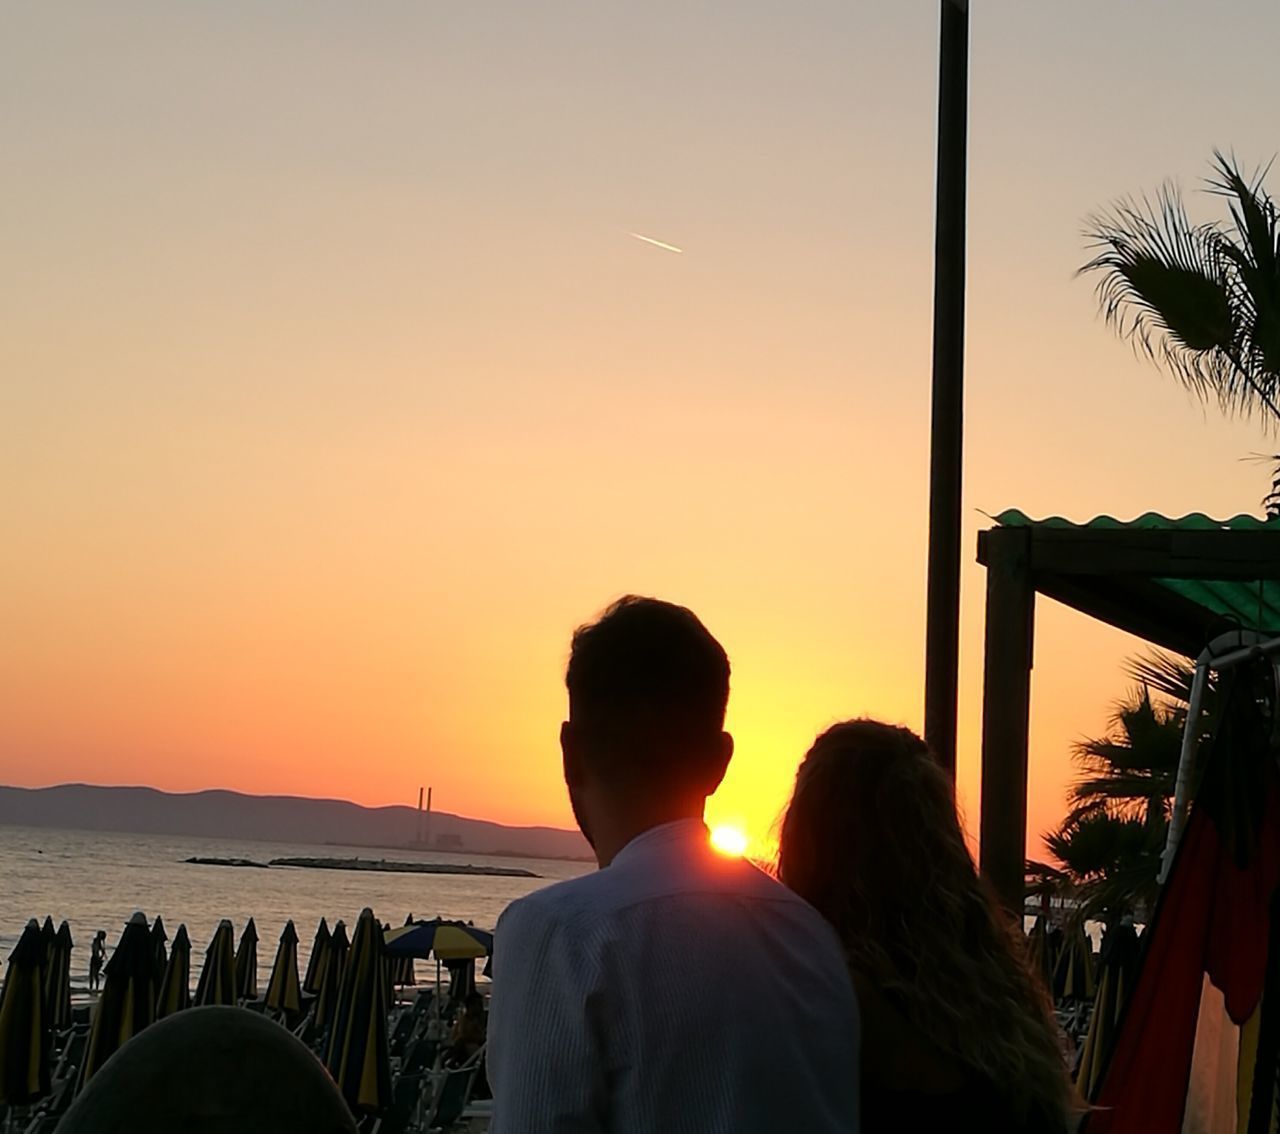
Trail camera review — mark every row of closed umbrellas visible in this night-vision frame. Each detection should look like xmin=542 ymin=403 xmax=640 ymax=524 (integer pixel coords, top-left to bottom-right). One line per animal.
xmin=0 ymin=910 xmax=492 ymax=1118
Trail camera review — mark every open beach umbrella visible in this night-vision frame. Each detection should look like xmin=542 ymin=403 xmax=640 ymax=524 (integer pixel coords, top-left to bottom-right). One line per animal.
xmin=303 ymin=917 xmax=330 ymax=995
xmin=194 ymin=920 xmax=236 ymax=1008
xmin=314 ymin=920 xmax=349 ymax=1036
xmin=80 ymin=912 xmax=157 ymax=1089
xmin=265 ymin=921 xmax=302 ymax=1018
xmin=383 ymin=919 xmax=492 ymax=961
xmin=157 ymin=924 xmax=191 ymax=1018
xmin=234 ymin=917 xmax=259 ymax=1002
xmin=150 ymin=915 xmax=168 ymax=988
xmin=45 ymin=921 xmax=74 ymax=1033
xmin=326 ymin=909 xmax=391 ymax=1115
xmin=0 ymin=919 xmax=51 ymax=1107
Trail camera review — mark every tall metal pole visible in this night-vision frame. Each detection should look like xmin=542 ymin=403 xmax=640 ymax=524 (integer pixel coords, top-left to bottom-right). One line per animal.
xmin=924 ymin=0 xmax=969 ymax=778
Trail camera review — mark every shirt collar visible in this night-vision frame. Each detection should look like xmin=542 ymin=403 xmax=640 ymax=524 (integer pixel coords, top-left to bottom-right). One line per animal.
xmin=611 ymin=818 xmax=709 ymax=868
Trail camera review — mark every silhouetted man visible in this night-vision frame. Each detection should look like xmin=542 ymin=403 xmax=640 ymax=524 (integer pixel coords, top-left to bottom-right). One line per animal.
xmin=488 ymin=596 xmax=859 ymax=1132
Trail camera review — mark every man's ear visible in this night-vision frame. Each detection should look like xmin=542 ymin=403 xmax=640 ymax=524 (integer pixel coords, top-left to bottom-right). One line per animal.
xmin=561 ymin=720 xmax=583 ymax=787
xmin=703 ymin=731 xmax=734 ymax=795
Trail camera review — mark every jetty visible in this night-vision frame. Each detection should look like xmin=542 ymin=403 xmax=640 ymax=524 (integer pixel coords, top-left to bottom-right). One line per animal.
xmin=268 ymin=856 xmax=539 ymax=878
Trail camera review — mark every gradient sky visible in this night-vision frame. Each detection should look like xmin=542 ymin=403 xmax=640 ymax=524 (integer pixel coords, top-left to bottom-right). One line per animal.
xmin=3 ymin=1 xmax=1278 ymax=859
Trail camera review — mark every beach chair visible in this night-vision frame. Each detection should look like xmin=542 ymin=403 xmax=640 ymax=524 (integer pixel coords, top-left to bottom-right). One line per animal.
xmin=425 ymin=1045 xmax=485 ymax=1132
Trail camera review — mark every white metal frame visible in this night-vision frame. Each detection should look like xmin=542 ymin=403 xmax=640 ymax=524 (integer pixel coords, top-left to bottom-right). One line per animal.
xmin=1158 ymin=628 xmax=1280 ymax=884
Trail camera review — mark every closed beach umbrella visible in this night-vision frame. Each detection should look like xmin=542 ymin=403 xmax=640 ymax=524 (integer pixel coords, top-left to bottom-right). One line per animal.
xmin=0 ymin=920 xmax=51 ymax=1107
xmin=265 ymin=921 xmax=302 ymax=1018
xmin=1054 ymin=920 xmax=1096 ymax=1003
xmin=80 ymin=912 xmax=156 ymax=1089
xmin=326 ymin=909 xmax=391 ymax=1115
xmin=234 ymin=918 xmax=259 ymax=1002
xmin=150 ymin=915 xmax=168 ymax=988
xmin=314 ymin=921 xmax=349 ymax=1035
xmin=1076 ymin=920 xmax=1141 ymax=1100
xmin=303 ymin=917 xmax=331 ymax=995
xmin=1025 ymin=915 xmax=1057 ymax=992
xmin=45 ymin=921 xmax=74 ymax=1033
xmin=393 ymin=914 xmax=415 ymax=987
xmin=157 ymin=924 xmax=192 ymax=1018
xmin=194 ymin=920 xmax=236 ymax=1008
xmin=39 ymin=917 xmax=56 ymax=972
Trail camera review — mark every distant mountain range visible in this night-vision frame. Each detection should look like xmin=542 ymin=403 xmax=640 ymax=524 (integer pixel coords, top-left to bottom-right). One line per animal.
xmin=0 ymin=783 xmax=593 ymax=861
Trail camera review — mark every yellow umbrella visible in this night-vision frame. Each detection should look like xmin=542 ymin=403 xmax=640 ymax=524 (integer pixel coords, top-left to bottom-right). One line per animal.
xmin=265 ymin=921 xmax=302 ymax=1018
xmin=79 ymin=912 xmax=156 ymax=1089
xmin=303 ymin=917 xmax=331 ymax=995
xmin=0 ymin=919 xmax=51 ymax=1107
xmin=325 ymin=909 xmax=391 ymax=1115
xmin=194 ymin=920 xmax=236 ymax=1008
xmin=157 ymin=924 xmax=191 ymax=1018
xmin=234 ymin=918 xmax=259 ymax=1002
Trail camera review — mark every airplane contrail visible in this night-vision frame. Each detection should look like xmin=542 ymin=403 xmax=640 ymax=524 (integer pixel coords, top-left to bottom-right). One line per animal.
xmin=628 ymin=232 xmax=683 ymax=254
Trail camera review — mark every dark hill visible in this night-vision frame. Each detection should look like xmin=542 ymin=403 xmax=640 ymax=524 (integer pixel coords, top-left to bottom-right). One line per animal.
xmin=0 ymin=783 xmax=592 ymax=860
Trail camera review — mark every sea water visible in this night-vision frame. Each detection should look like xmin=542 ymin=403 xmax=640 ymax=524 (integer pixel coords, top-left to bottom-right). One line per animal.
xmin=0 ymin=824 xmax=589 ymax=991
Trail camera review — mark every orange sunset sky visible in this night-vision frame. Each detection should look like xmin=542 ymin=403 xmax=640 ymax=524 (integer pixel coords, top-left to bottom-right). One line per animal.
xmin=3 ymin=2 xmax=1278 ymax=859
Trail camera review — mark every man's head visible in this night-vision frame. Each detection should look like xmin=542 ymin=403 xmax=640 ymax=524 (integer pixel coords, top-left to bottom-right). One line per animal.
xmin=561 ymin=596 xmax=732 ymax=856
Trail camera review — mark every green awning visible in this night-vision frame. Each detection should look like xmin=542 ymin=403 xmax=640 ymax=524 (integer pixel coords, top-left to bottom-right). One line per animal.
xmin=990 ymin=510 xmax=1280 ymax=646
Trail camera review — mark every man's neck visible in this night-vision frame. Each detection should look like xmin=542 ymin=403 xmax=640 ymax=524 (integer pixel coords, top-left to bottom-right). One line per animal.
xmin=591 ymin=800 xmax=705 ymax=868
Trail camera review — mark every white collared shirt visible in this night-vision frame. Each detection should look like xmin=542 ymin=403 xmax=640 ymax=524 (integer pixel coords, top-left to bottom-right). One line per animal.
xmin=487 ymin=818 xmax=859 ymax=1133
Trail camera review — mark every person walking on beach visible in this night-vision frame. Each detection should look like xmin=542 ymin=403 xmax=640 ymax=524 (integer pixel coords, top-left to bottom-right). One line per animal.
xmin=487 ymin=596 xmax=859 ymax=1133
xmin=89 ymin=929 xmax=107 ymax=993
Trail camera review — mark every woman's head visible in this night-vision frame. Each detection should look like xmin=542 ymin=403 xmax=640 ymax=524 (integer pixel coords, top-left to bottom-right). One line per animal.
xmin=778 ymin=719 xmax=1072 ymax=1126
xmin=779 ymin=720 xmax=967 ymax=948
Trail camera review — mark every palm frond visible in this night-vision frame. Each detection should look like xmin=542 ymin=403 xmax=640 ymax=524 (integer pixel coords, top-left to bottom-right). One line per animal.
xmin=1123 ymin=649 xmax=1199 ymax=707
xmin=1081 ymin=185 xmax=1237 ymax=406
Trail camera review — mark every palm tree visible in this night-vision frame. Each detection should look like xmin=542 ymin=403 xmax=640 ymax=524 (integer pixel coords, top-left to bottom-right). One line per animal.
xmin=1081 ymin=152 xmax=1280 ymax=513
xmin=1037 ymin=652 xmax=1208 ymax=921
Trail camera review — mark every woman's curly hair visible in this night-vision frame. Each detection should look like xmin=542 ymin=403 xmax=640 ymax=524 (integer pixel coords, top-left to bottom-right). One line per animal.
xmin=778 ymin=719 xmax=1072 ymax=1127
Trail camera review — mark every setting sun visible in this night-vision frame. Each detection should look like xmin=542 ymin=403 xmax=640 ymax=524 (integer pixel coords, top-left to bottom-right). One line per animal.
xmin=709 ymin=825 xmax=750 ymax=858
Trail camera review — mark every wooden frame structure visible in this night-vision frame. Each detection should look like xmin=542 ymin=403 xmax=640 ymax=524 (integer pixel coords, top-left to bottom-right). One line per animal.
xmin=977 ymin=522 xmax=1280 ymax=914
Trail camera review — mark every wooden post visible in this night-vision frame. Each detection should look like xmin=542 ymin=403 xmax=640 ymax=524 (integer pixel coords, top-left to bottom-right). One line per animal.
xmin=978 ymin=526 xmax=1035 ymax=917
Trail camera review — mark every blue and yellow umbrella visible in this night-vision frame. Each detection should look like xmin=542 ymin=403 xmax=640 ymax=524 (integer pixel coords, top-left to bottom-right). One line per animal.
xmin=194 ymin=919 xmax=236 ymax=1008
xmin=384 ymin=919 xmax=492 ymax=961
xmin=326 ymin=908 xmax=391 ymax=1115
xmin=0 ymin=919 xmax=51 ymax=1107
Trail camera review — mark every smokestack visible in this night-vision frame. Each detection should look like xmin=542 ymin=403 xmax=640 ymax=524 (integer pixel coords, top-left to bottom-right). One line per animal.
xmin=425 ymin=787 xmax=433 ymax=849
xmin=416 ymin=787 xmax=425 ymax=845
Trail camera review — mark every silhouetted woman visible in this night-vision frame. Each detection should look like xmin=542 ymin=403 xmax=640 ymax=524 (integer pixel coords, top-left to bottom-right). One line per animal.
xmin=778 ymin=720 xmax=1074 ymax=1133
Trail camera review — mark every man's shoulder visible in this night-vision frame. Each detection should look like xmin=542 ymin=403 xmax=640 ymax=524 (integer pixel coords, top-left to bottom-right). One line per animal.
xmin=496 ymin=870 xmax=613 ymax=934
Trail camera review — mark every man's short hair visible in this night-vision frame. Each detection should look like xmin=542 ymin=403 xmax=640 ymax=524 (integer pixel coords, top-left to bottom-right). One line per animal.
xmin=566 ymin=596 xmax=730 ymax=786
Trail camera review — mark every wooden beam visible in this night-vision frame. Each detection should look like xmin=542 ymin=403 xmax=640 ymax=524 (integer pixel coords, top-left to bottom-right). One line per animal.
xmin=1020 ymin=528 xmax=1280 ymax=581
xmin=978 ymin=527 xmax=1035 ymax=917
